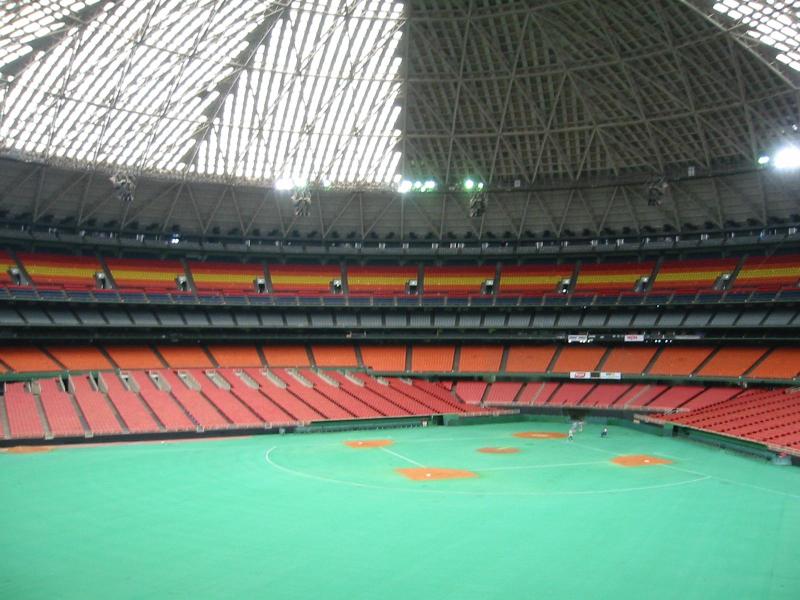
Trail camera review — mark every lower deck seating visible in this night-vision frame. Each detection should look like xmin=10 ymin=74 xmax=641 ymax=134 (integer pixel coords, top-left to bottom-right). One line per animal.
xmin=4 ymin=382 xmax=46 ymax=439
xmin=37 ymin=378 xmax=84 ymax=437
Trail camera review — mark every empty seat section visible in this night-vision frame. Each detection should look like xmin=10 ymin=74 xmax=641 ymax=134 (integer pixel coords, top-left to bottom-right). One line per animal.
xmin=261 ymin=345 xmax=311 ymax=367
xmin=217 ymin=369 xmax=297 ymax=425
xmin=46 ymin=346 xmax=113 ymax=371
xmin=37 ymin=378 xmax=84 ymax=437
xmin=648 ymin=347 xmax=714 ymax=376
xmin=157 ymin=370 xmax=230 ymax=429
xmin=19 ymin=252 xmax=102 ymax=289
xmin=312 ymin=345 xmax=359 ymax=368
xmin=269 ymin=264 xmax=341 ymax=294
xmin=646 ymin=386 xmax=704 ymax=410
xmin=347 ymin=266 xmax=417 ymax=294
xmin=70 ymin=375 xmax=123 ymax=434
xmin=301 ymin=370 xmax=381 ymax=418
xmin=270 ymin=369 xmax=352 ymax=419
xmin=208 ymin=345 xmax=262 ymax=368
xmin=653 ymin=258 xmax=737 ymax=291
xmin=106 ymin=257 xmax=185 ymax=291
xmin=733 ymin=255 xmax=800 ymax=290
xmin=157 ymin=346 xmax=213 ymax=368
xmin=411 ymin=345 xmax=455 ymax=372
xmin=104 ymin=345 xmax=163 ymax=369
xmin=326 ymin=372 xmax=409 ymax=417
xmin=575 ymin=262 xmax=654 ymax=293
xmin=516 ymin=382 xmax=558 ymax=405
xmin=455 ymin=382 xmax=487 ymax=404
xmin=505 ymin=346 xmax=556 ymax=373
xmin=423 ymin=266 xmax=495 ymax=295
xmin=499 ymin=264 xmax=573 ymax=295
xmin=244 ymin=368 xmax=323 ymax=421
xmin=353 ymin=373 xmax=435 ymax=414
xmin=390 ymin=379 xmax=472 ymax=413
xmin=601 ymin=347 xmax=657 ymax=374
xmin=187 ymin=369 xmax=261 ymax=427
xmin=0 ymin=250 xmax=16 ymax=284
xmin=582 ymin=384 xmax=630 ymax=407
xmin=678 ymin=387 xmax=741 ymax=411
xmin=129 ymin=372 xmax=195 ymax=431
xmin=100 ymin=373 xmax=160 ymax=433
xmin=0 ymin=346 xmax=60 ymax=372
xmin=697 ymin=348 xmax=768 ymax=378
xmin=4 ymin=382 xmax=45 ymax=439
xmin=189 ymin=261 xmax=264 ymax=293
xmin=360 ymin=345 xmax=407 ymax=371
xmin=458 ymin=345 xmax=503 ymax=372
xmin=484 ymin=382 xmax=522 ymax=404
xmin=746 ymin=348 xmax=800 ymax=380
xmin=615 ymin=384 xmax=667 ymax=408
xmin=551 ymin=346 xmax=607 ymax=373
xmin=548 ymin=383 xmax=594 ymax=406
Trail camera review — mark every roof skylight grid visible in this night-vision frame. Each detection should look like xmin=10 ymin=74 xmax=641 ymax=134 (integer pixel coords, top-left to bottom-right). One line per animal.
xmin=712 ymin=1 xmax=800 ymax=72
xmin=0 ymin=0 xmax=406 ymax=188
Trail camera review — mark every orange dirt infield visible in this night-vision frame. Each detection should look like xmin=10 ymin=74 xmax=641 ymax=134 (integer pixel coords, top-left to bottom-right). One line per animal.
xmin=2 ymin=446 xmax=54 ymax=454
xmin=513 ymin=431 xmax=568 ymax=440
xmin=396 ymin=468 xmax=478 ymax=481
xmin=344 ymin=439 xmax=394 ymax=448
xmin=478 ymin=447 xmax=520 ymax=454
xmin=612 ymin=454 xmax=673 ymax=467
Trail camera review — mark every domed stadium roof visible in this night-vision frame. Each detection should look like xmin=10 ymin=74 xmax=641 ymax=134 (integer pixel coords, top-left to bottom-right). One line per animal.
xmin=0 ymin=0 xmax=798 ymax=241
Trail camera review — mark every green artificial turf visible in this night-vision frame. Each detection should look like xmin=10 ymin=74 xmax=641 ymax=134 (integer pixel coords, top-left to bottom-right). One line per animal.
xmin=1 ymin=422 xmax=799 ymax=599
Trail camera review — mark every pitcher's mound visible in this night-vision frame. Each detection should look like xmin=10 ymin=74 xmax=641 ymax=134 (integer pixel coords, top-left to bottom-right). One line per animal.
xmin=478 ymin=447 xmax=520 ymax=454
xmin=3 ymin=446 xmax=54 ymax=454
xmin=396 ymin=468 xmax=477 ymax=481
xmin=513 ymin=432 xmax=567 ymax=440
xmin=345 ymin=439 xmax=394 ymax=448
xmin=612 ymin=454 xmax=672 ymax=467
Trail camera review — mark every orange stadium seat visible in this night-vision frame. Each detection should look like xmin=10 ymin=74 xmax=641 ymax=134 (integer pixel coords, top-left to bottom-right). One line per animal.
xmin=312 ymin=345 xmax=359 ymax=367
xmin=188 ymin=261 xmax=265 ymax=293
xmin=575 ymin=261 xmax=654 ymax=293
xmin=423 ymin=266 xmax=495 ymax=294
xmin=499 ymin=264 xmax=573 ymax=294
xmin=697 ymin=347 xmax=768 ymax=378
xmin=103 ymin=346 xmax=164 ymax=369
xmin=411 ymin=345 xmax=455 ymax=372
xmin=0 ymin=346 xmax=61 ymax=372
xmin=653 ymin=258 xmax=738 ymax=291
xmin=0 ymin=250 xmax=16 ymax=284
xmin=46 ymin=346 xmax=113 ymax=371
xmin=360 ymin=345 xmax=407 ymax=371
xmin=551 ymin=346 xmax=607 ymax=373
xmin=208 ymin=345 xmax=263 ymax=367
xmin=746 ymin=348 xmax=800 ymax=380
xmin=734 ymin=255 xmax=800 ymax=289
xmin=17 ymin=252 xmax=102 ymax=289
xmin=458 ymin=345 xmax=503 ymax=372
xmin=347 ymin=266 xmax=417 ymax=294
xmin=601 ymin=346 xmax=657 ymax=374
xmin=505 ymin=345 xmax=556 ymax=373
xmin=156 ymin=345 xmax=213 ymax=368
xmin=648 ymin=346 xmax=714 ymax=376
xmin=269 ymin=264 xmax=341 ymax=293
xmin=106 ymin=257 xmax=186 ymax=291
xmin=261 ymin=345 xmax=311 ymax=367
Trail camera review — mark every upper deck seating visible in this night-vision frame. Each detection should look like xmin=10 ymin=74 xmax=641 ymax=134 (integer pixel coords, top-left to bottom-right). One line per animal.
xmin=268 ymin=264 xmax=342 ymax=294
xmin=653 ymin=258 xmax=738 ymax=291
xmin=733 ymin=255 xmax=800 ymax=290
xmin=261 ymin=345 xmax=311 ymax=367
xmin=746 ymin=348 xmax=800 ymax=380
xmin=207 ymin=345 xmax=262 ymax=368
xmin=103 ymin=346 xmax=163 ymax=369
xmin=601 ymin=347 xmax=657 ymax=374
xmin=504 ymin=346 xmax=556 ymax=373
xmin=575 ymin=261 xmax=654 ymax=293
xmin=46 ymin=346 xmax=113 ymax=371
xmin=648 ymin=347 xmax=714 ymax=376
xmin=457 ymin=345 xmax=503 ymax=372
xmin=551 ymin=346 xmax=606 ymax=373
xmin=0 ymin=346 xmax=60 ymax=372
xmin=697 ymin=347 xmax=768 ymax=378
xmin=188 ymin=261 xmax=264 ymax=293
xmin=106 ymin=257 xmax=186 ymax=291
xmin=347 ymin=266 xmax=417 ymax=294
xmin=360 ymin=345 xmax=407 ymax=371
xmin=311 ymin=345 xmax=359 ymax=367
xmin=499 ymin=264 xmax=573 ymax=294
xmin=411 ymin=345 xmax=455 ymax=372
xmin=157 ymin=346 xmax=213 ymax=369
xmin=18 ymin=252 xmax=102 ymax=289
xmin=423 ymin=266 xmax=495 ymax=295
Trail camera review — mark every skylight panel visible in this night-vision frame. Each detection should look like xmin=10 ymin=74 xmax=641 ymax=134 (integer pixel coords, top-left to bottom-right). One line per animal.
xmin=712 ymin=1 xmax=800 ymax=72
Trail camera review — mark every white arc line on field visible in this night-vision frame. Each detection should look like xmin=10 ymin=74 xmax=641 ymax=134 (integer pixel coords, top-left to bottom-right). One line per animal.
xmin=379 ymin=447 xmax=426 ymax=467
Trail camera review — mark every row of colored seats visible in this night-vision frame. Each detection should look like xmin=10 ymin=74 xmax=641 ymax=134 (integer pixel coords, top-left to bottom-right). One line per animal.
xmin=6 ymin=251 xmax=800 ymax=295
xmin=0 ymin=344 xmax=797 ymax=381
xmin=1 ymin=370 xmax=482 ymax=440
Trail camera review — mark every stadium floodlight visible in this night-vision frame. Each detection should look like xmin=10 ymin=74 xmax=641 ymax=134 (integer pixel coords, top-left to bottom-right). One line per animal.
xmin=397 ymin=179 xmax=413 ymax=194
xmin=774 ymin=145 xmax=800 ymax=170
xmin=413 ymin=180 xmax=423 ymax=190
xmin=422 ymin=180 xmax=436 ymax=191
xmin=463 ymin=178 xmax=475 ymax=191
xmin=275 ymin=177 xmax=295 ymax=191
xmin=757 ymin=155 xmax=771 ymax=165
